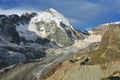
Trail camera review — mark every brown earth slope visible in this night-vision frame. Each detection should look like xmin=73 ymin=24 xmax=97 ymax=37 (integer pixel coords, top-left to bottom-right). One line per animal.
xmin=89 ymin=24 xmax=120 ymax=64
xmin=43 ymin=24 xmax=120 ymax=80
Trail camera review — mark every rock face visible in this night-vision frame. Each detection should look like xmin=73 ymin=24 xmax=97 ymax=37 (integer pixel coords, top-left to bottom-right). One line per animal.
xmin=0 ymin=8 xmax=86 ymax=70
xmin=40 ymin=23 xmax=120 ymax=80
xmin=0 ymin=47 xmax=26 ymax=68
xmin=0 ymin=13 xmax=37 ymax=45
xmin=0 ymin=45 xmax=46 ymax=69
xmin=92 ymin=22 xmax=120 ymax=36
xmin=0 ymin=15 xmax=20 ymax=44
xmin=28 ymin=8 xmax=84 ymax=47
xmin=0 ymin=23 xmax=20 ymax=44
xmin=90 ymin=24 xmax=120 ymax=64
xmin=0 ymin=13 xmax=48 ymax=68
xmin=1 ymin=8 xmax=120 ymax=80
xmin=44 ymin=60 xmax=120 ymax=80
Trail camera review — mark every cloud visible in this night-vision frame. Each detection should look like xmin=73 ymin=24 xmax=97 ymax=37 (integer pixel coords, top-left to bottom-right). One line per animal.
xmin=0 ymin=0 xmax=120 ymax=30
xmin=46 ymin=1 xmax=105 ymax=24
xmin=0 ymin=8 xmax=36 ymax=16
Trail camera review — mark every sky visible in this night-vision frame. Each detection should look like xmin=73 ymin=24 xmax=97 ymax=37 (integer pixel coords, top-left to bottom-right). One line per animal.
xmin=0 ymin=0 xmax=120 ymax=30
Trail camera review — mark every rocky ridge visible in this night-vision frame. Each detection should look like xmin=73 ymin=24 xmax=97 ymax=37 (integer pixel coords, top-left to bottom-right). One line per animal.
xmin=42 ymin=22 xmax=120 ymax=80
xmin=0 ymin=8 xmax=85 ymax=74
xmin=0 ymin=8 xmax=119 ymax=80
xmin=28 ymin=8 xmax=85 ymax=47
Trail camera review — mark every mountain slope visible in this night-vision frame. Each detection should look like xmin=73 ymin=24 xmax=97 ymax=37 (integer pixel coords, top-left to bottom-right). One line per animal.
xmin=0 ymin=13 xmax=36 ymax=45
xmin=92 ymin=21 xmax=120 ymax=36
xmin=41 ymin=23 xmax=120 ymax=80
xmin=1 ymin=8 xmax=120 ymax=80
xmin=0 ymin=8 xmax=86 ymax=71
xmin=89 ymin=24 xmax=120 ymax=64
xmin=28 ymin=8 xmax=84 ymax=47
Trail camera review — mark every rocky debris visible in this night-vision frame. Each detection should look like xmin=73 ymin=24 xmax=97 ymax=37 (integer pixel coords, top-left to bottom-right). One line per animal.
xmin=0 ymin=47 xmax=26 ymax=69
xmin=0 ymin=31 xmax=102 ymax=80
xmin=80 ymin=58 xmax=89 ymax=65
xmin=70 ymin=55 xmax=89 ymax=65
xmin=0 ymin=8 xmax=85 ymax=71
xmin=0 ymin=45 xmax=46 ymax=69
xmin=1 ymin=8 xmax=117 ymax=80
xmin=44 ymin=59 xmax=102 ymax=80
xmin=0 ymin=62 xmax=40 ymax=80
xmin=101 ymin=71 xmax=120 ymax=80
xmin=40 ymin=24 xmax=120 ymax=80
xmin=44 ymin=56 xmax=120 ymax=80
xmin=43 ymin=63 xmax=62 ymax=79
xmin=109 ymin=76 xmax=120 ymax=80
xmin=112 ymin=71 xmax=120 ymax=77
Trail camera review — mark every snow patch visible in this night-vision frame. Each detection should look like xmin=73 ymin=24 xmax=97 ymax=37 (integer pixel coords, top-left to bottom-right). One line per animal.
xmin=48 ymin=8 xmax=71 ymax=26
xmin=103 ymin=21 xmax=120 ymax=26
xmin=70 ymin=34 xmax=102 ymax=49
xmin=16 ymin=24 xmax=38 ymax=41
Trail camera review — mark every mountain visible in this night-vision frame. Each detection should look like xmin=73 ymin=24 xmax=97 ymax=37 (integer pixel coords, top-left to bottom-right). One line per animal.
xmin=0 ymin=12 xmax=36 ymax=45
xmin=0 ymin=8 xmax=85 ymax=47
xmin=92 ymin=21 xmax=120 ymax=36
xmin=28 ymin=8 xmax=85 ymax=47
xmin=39 ymin=22 xmax=120 ymax=80
xmin=0 ymin=8 xmax=119 ymax=80
xmin=0 ymin=8 xmax=99 ymax=80
xmin=0 ymin=8 xmax=86 ymax=69
xmin=89 ymin=23 xmax=120 ymax=64
xmin=0 ymin=12 xmax=47 ymax=69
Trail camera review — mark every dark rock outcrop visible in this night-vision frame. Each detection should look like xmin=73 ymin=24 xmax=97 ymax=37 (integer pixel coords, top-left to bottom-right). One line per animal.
xmin=0 ymin=12 xmax=37 ymax=45
xmin=0 ymin=23 xmax=20 ymax=44
xmin=0 ymin=45 xmax=46 ymax=69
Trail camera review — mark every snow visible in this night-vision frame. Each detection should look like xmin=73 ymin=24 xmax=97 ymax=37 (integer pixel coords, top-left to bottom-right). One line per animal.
xmin=67 ymin=34 xmax=102 ymax=50
xmin=48 ymin=8 xmax=71 ymax=26
xmin=16 ymin=24 xmax=38 ymax=41
xmin=33 ymin=33 xmax=102 ymax=79
xmin=103 ymin=21 xmax=120 ymax=26
xmin=88 ymin=31 xmax=93 ymax=34
xmin=37 ymin=26 xmax=47 ymax=38
xmin=79 ymin=34 xmax=101 ymax=46
xmin=28 ymin=8 xmax=75 ymax=37
xmin=46 ymin=33 xmax=102 ymax=56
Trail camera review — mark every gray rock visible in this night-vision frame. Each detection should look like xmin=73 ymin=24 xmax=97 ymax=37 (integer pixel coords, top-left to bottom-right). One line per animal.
xmin=0 ymin=23 xmax=20 ymax=44
xmin=29 ymin=9 xmax=85 ymax=47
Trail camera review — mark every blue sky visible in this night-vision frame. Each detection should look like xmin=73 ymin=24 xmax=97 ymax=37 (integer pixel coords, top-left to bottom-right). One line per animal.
xmin=0 ymin=0 xmax=120 ymax=30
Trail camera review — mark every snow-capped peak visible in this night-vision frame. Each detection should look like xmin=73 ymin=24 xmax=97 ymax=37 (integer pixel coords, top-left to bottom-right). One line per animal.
xmin=28 ymin=8 xmax=75 ymax=37
xmin=46 ymin=8 xmax=70 ymax=26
